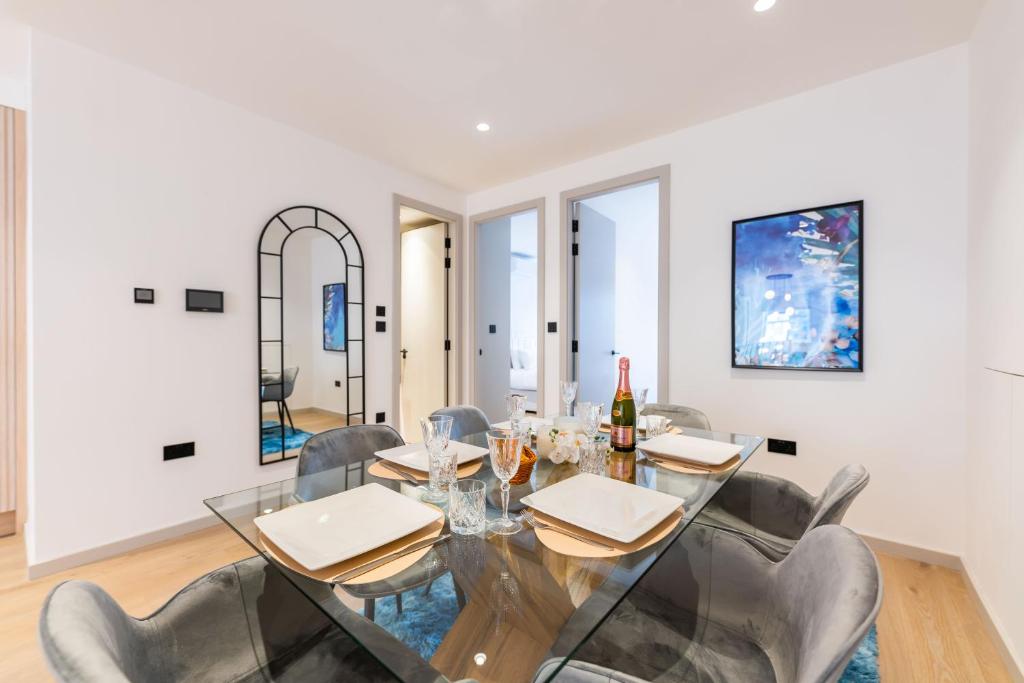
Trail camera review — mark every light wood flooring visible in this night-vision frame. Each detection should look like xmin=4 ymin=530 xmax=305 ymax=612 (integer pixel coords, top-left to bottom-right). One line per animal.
xmin=0 ymin=527 xmax=1012 ymax=682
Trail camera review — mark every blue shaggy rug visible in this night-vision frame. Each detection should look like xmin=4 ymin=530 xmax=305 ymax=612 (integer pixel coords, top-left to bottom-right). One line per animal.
xmin=364 ymin=574 xmax=880 ymax=680
xmin=260 ymin=420 xmax=313 ymax=455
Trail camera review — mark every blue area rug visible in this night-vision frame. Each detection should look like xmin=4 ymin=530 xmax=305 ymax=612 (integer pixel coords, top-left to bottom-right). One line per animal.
xmin=367 ymin=576 xmax=880 ymax=680
xmin=260 ymin=420 xmax=313 ymax=455
xmin=362 ymin=574 xmax=461 ymax=661
xmin=840 ymin=625 xmax=880 ymax=682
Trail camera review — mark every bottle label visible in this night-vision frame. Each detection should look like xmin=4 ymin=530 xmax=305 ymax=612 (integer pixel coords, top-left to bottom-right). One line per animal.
xmin=609 ymin=425 xmax=635 ymax=448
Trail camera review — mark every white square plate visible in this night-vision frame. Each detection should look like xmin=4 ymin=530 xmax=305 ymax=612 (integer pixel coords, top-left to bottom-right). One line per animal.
xmin=601 ymin=415 xmax=673 ymax=431
xmin=253 ymin=483 xmax=443 ymax=571
xmin=375 ymin=441 xmax=488 ymax=472
xmin=521 ymin=473 xmax=682 ymax=543
xmin=638 ymin=433 xmax=741 ymax=466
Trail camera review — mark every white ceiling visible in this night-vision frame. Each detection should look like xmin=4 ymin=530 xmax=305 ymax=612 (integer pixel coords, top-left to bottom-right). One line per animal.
xmin=5 ymin=0 xmax=985 ymax=191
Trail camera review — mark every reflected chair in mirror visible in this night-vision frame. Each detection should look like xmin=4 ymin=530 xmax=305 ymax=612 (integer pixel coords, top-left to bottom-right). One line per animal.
xmin=537 ymin=524 xmax=881 ymax=683
xmin=430 ymin=405 xmax=490 ymax=440
xmin=293 ymin=423 xmax=461 ymax=621
xmin=39 ymin=556 xmax=397 ymax=682
xmin=641 ymin=403 xmax=711 ymax=431
xmin=261 ymin=366 xmax=299 ymax=433
xmin=697 ymin=464 xmax=870 ymax=561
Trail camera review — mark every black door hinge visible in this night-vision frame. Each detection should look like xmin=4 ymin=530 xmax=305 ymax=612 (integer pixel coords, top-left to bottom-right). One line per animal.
xmin=444 ymin=339 xmax=451 ymax=351
xmin=572 ymin=340 xmax=579 ymax=353
xmin=571 ymin=219 xmax=579 ymax=233
xmin=571 ymin=243 xmax=579 ymax=256
xmin=444 ymin=237 xmax=451 ymax=249
xmin=444 ymin=257 xmax=451 ymax=269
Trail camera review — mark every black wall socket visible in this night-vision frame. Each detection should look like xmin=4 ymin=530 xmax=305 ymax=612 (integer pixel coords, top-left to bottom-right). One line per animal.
xmin=375 ymin=412 xmax=386 ymax=424
xmin=547 ymin=321 xmax=557 ymax=333
xmin=164 ymin=442 xmax=195 ymax=461
xmin=376 ymin=320 xmax=386 ymax=332
xmin=334 ymin=380 xmax=341 ymax=387
xmin=767 ymin=438 xmax=797 ymax=456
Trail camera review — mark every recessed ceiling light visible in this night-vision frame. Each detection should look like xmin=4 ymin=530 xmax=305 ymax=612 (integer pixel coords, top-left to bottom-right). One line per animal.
xmin=476 ymin=122 xmax=491 ymax=132
xmin=754 ymin=0 xmax=776 ymax=11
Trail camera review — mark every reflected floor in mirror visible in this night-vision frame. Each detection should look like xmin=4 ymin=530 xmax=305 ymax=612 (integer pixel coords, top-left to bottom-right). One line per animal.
xmin=260 ymin=408 xmax=356 ymax=464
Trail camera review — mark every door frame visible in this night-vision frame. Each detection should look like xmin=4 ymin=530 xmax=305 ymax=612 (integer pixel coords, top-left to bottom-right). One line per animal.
xmin=559 ymin=165 xmax=670 ymax=401
xmin=392 ymin=195 xmax=464 ymax=431
xmin=468 ymin=198 xmax=546 ymax=417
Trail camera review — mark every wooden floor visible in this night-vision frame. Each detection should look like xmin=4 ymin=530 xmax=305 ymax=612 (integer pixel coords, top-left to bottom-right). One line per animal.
xmin=0 ymin=528 xmax=1012 ymax=682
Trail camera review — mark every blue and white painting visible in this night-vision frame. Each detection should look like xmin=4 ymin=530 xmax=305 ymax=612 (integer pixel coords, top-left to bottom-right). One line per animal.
xmin=323 ymin=283 xmax=347 ymax=351
xmin=733 ymin=202 xmax=862 ymax=371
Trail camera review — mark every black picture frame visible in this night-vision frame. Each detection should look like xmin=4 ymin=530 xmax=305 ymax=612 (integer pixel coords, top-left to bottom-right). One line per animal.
xmin=322 ymin=282 xmax=348 ymax=352
xmin=731 ymin=200 xmax=863 ymax=372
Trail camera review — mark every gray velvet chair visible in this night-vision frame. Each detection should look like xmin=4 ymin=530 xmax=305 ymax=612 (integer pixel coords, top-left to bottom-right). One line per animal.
xmin=39 ymin=555 xmax=395 ymax=682
xmin=536 ymin=524 xmax=881 ymax=683
xmin=430 ymin=405 xmax=490 ymax=440
xmin=295 ymin=424 xmax=404 ymax=503
xmin=697 ymin=464 xmax=870 ymax=561
xmin=642 ymin=403 xmax=711 ymax=431
xmin=261 ymin=367 xmax=299 ymax=432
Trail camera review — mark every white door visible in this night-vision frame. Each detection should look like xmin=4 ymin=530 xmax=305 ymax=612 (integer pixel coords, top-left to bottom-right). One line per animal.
xmin=400 ymin=224 xmax=447 ymax=440
xmin=573 ymin=180 xmax=661 ymax=405
xmin=575 ymin=203 xmax=617 ymax=406
xmin=475 ymin=216 xmax=512 ymax=423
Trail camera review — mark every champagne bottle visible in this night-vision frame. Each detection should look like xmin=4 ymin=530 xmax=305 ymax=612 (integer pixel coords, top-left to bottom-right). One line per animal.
xmin=610 ymin=357 xmax=636 ymax=451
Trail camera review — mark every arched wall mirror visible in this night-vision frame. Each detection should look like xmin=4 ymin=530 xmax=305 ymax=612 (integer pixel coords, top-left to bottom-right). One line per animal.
xmin=258 ymin=206 xmax=365 ymax=465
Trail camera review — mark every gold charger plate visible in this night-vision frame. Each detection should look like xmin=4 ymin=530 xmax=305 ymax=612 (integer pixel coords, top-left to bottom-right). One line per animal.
xmin=367 ymin=458 xmax=483 ymax=481
xmin=259 ymin=509 xmax=444 ymax=586
xmin=529 ymin=506 xmax=684 ymax=559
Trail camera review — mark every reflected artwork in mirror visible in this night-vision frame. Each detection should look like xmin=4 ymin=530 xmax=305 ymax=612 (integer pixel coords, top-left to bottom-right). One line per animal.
xmin=257 ymin=206 xmax=366 ymax=465
xmin=323 ymin=283 xmax=347 ymax=351
xmin=732 ymin=201 xmax=862 ymax=372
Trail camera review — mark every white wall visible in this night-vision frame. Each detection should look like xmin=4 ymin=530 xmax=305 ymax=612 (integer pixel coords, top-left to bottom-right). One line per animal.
xmin=966 ymin=0 xmax=1024 ymax=670
xmin=27 ymin=32 xmax=463 ymax=568
xmin=467 ymin=46 xmax=969 ymax=554
xmin=0 ymin=14 xmax=30 ymax=109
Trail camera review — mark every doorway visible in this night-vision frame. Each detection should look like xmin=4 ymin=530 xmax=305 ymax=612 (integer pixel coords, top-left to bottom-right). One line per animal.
xmin=565 ymin=167 xmax=669 ymax=407
xmin=471 ymin=200 xmax=545 ymax=423
xmin=396 ymin=199 xmax=461 ymax=441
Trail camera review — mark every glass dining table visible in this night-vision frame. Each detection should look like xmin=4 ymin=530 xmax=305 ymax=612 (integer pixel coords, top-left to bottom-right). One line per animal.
xmin=205 ymin=426 xmax=764 ymax=683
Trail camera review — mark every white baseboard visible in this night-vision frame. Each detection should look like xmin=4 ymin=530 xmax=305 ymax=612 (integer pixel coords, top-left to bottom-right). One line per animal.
xmin=960 ymin=559 xmax=1024 ymax=682
xmin=859 ymin=532 xmax=961 ymax=569
xmin=27 ymin=514 xmax=222 ymax=579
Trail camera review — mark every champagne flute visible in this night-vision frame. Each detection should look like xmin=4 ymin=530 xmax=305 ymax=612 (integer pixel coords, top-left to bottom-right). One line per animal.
xmin=580 ymin=401 xmax=603 ymax=442
xmin=420 ymin=415 xmax=454 ymax=504
xmin=486 ymin=429 xmax=523 ymax=535
xmin=560 ymin=380 xmax=578 ymax=417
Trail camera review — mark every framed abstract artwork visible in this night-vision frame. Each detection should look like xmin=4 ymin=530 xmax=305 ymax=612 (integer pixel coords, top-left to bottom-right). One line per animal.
xmin=323 ymin=282 xmax=347 ymax=352
xmin=732 ymin=200 xmax=863 ymax=371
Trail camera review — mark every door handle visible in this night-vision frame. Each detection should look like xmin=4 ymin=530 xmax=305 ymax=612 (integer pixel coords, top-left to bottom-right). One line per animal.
xmin=400 ymin=348 xmax=408 ymax=359
xmin=611 ymin=349 xmax=619 ymax=355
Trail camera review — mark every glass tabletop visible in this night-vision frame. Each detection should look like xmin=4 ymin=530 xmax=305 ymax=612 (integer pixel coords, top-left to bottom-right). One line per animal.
xmin=205 ymin=426 xmax=764 ymax=683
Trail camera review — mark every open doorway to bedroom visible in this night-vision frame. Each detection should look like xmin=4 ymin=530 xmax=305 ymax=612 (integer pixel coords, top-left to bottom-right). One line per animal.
xmin=471 ymin=200 xmax=545 ymax=423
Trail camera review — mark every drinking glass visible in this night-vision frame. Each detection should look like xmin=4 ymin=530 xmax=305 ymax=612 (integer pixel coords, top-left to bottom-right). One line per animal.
xmin=486 ymin=429 xmax=523 ymax=535
xmin=448 ymin=479 xmax=486 ymax=535
xmin=560 ymin=380 xmax=578 ymax=416
xmin=635 ymin=388 xmax=649 ymax=415
xmin=506 ymin=393 xmax=527 ymax=433
xmin=579 ymin=440 xmax=606 ymax=476
xmin=420 ymin=415 xmax=454 ymax=504
xmin=645 ymin=414 xmax=668 ymax=438
xmin=579 ymin=401 xmax=603 ymax=442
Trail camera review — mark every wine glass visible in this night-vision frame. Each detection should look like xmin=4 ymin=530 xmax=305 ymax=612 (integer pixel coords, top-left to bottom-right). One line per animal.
xmin=635 ymin=388 xmax=649 ymax=415
xmin=506 ymin=393 xmax=526 ymax=433
xmin=486 ymin=429 xmax=523 ymax=535
xmin=579 ymin=402 xmax=603 ymax=442
xmin=420 ymin=415 xmax=454 ymax=504
xmin=560 ymin=380 xmax=578 ymax=416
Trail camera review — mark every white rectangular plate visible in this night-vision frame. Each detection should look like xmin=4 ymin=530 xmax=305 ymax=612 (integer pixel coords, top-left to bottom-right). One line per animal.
xmin=638 ymin=433 xmax=741 ymax=466
xmin=375 ymin=440 xmax=488 ymax=472
xmin=521 ymin=473 xmax=682 ymax=543
xmin=492 ymin=416 xmax=554 ymax=430
xmin=601 ymin=415 xmax=672 ymax=431
xmin=253 ymin=483 xmax=442 ymax=571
